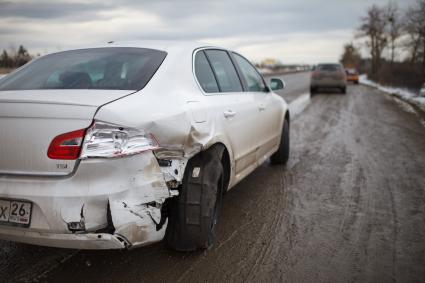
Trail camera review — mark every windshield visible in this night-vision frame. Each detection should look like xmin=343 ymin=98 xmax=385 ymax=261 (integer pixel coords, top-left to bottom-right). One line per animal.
xmin=0 ymin=47 xmax=167 ymax=91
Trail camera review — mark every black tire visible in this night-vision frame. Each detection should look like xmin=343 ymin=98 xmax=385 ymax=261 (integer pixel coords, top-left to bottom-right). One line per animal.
xmin=270 ymin=119 xmax=290 ymax=165
xmin=310 ymin=86 xmax=316 ymax=95
xmin=165 ymin=147 xmax=224 ymax=251
xmin=341 ymin=86 xmax=347 ymax=94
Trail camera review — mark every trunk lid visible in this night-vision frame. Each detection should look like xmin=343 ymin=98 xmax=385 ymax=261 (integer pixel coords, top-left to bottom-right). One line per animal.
xmin=0 ymin=89 xmax=134 ymax=176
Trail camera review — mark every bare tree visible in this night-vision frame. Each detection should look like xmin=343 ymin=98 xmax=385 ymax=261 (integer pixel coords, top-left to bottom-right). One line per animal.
xmin=340 ymin=42 xmax=362 ymax=68
xmin=404 ymin=0 xmax=425 ymax=72
xmin=0 ymin=45 xmax=32 ymax=69
xmin=0 ymin=50 xmax=13 ymax=68
xmin=357 ymin=5 xmax=388 ymax=76
xmin=14 ymin=45 xmax=31 ymax=67
xmin=384 ymin=2 xmax=403 ymax=65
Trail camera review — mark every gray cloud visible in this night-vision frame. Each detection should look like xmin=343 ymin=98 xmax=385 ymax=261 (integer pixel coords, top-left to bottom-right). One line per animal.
xmin=0 ymin=0 xmax=416 ymax=63
xmin=0 ymin=0 xmax=109 ymax=19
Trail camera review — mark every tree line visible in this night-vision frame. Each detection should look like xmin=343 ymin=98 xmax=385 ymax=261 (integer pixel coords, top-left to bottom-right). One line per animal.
xmin=0 ymin=45 xmax=32 ymax=69
xmin=341 ymin=0 xmax=425 ymax=89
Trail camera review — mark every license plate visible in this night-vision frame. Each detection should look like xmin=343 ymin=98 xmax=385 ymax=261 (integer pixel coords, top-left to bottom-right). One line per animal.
xmin=0 ymin=199 xmax=32 ymax=227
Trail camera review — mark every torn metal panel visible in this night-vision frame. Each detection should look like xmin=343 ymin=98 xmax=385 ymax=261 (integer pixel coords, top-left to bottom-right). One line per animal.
xmin=108 ymin=151 xmax=171 ymax=248
xmin=109 ymin=200 xmax=167 ymax=247
xmin=157 ymin=159 xmax=187 ymax=183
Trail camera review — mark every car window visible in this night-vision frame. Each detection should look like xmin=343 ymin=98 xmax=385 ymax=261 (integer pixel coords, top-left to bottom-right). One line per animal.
xmin=0 ymin=48 xmax=167 ymax=91
xmin=205 ymin=50 xmax=243 ymax=92
xmin=233 ymin=53 xmax=266 ymax=92
xmin=318 ymin=64 xmax=340 ymax=72
xmin=194 ymin=51 xmax=219 ymax=93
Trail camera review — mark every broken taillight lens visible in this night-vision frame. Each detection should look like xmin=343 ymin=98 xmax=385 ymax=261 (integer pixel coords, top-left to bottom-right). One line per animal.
xmin=47 ymin=129 xmax=86 ymax=160
xmin=47 ymin=121 xmax=159 ymax=160
xmin=79 ymin=121 xmax=159 ymax=159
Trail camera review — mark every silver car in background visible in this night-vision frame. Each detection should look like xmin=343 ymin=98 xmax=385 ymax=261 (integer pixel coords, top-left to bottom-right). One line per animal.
xmin=310 ymin=63 xmax=347 ymax=94
xmin=0 ymin=41 xmax=290 ymax=251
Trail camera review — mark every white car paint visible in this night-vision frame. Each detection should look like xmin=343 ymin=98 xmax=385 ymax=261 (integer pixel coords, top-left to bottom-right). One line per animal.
xmin=0 ymin=41 xmax=289 ymax=249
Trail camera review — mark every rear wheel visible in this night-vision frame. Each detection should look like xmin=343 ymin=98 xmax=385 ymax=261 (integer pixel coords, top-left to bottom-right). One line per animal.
xmin=165 ymin=147 xmax=224 ymax=251
xmin=310 ymin=86 xmax=317 ymax=95
xmin=341 ymin=86 xmax=347 ymax=94
xmin=270 ymin=119 xmax=290 ymax=165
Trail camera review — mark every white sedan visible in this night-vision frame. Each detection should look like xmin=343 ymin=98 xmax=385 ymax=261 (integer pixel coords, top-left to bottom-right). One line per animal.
xmin=0 ymin=41 xmax=289 ymax=251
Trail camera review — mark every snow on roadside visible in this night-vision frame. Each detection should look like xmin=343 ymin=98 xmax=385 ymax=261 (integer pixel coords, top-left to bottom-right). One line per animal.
xmin=359 ymin=74 xmax=425 ymax=112
xmin=0 ymin=74 xmax=5 ymax=80
xmin=289 ymin=93 xmax=311 ymax=118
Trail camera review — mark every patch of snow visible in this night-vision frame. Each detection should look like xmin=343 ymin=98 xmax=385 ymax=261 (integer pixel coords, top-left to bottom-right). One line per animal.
xmin=289 ymin=93 xmax=311 ymax=118
xmin=359 ymin=74 xmax=425 ymax=112
xmin=391 ymin=96 xmax=418 ymax=114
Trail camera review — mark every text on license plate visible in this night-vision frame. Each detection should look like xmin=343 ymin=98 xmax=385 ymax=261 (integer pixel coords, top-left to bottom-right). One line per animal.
xmin=0 ymin=199 xmax=32 ymax=227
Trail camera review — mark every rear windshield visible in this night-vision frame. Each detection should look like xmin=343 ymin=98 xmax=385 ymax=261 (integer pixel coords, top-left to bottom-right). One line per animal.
xmin=0 ymin=47 xmax=167 ymax=91
xmin=318 ymin=64 xmax=341 ymax=71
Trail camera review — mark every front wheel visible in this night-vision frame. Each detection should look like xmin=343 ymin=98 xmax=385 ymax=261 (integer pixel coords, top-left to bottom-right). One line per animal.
xmin=270 ymin=119 xmax=290 ymax=165
xmin=165 ymin=147 xmax=224 ymax=251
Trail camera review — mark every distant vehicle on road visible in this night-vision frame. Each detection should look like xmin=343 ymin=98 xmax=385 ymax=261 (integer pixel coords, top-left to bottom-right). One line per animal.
xmin=310 ymin=63 xmax=347 ymax=94
xmin=420 ymin=83 xmax=425 ymax=97
xmin=345 ymin=68 xmax=359 ymax=84
xmin=0 ymin=41 xmax=290 ymax=251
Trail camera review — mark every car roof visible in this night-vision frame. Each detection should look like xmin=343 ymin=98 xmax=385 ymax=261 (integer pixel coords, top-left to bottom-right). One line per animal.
xmin=47 ymin=40 xmax=221 ymax=55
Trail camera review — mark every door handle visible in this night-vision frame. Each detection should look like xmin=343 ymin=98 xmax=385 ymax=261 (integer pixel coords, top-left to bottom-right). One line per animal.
xmin=223 ymin=109 xmax=236 ymax=118
xmin=258 ymin=104 xmax=266 ymax=111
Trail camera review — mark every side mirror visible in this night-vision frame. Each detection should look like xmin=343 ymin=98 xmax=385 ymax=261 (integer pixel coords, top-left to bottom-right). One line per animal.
xmin=270 ymin=78 xmax=286 ymax=91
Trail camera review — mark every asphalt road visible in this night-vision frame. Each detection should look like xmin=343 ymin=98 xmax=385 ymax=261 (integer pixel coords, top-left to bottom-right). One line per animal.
xmin=1 ymin=73 xmax=425 ymax=283
xmin=264 ymin=71 xmax=311 ymax=103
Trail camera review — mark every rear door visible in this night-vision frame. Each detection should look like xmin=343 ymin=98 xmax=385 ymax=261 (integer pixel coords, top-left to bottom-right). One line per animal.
xmin=196 ymin=49 xmax=259 ymax=176
xmin=231 ymin=53 xmax=281 ymax=162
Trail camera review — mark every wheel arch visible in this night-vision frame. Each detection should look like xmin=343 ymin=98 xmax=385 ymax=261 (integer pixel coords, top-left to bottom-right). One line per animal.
xmin=285 ymin=109 xmax=290 ymax=127
xmin=204 ymin=142 xmax=231 ymax=194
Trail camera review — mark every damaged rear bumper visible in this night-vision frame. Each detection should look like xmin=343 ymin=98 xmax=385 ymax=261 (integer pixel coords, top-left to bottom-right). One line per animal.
xmin=0 ymin=151 xmax=176 ymax=249
xmin=0 ymin=228 xmax=129 ymax=249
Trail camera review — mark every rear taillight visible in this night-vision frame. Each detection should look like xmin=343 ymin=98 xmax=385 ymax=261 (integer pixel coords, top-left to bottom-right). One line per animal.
xmin=47 ymin=129 xmax=86 ymax=160
xmin=47 ymin=121 xmax=159 ymax=160
xmin=312 ymin=71 xmax=320 ymax=79
xmin=80 ymin=121 xmax=159 ymax=159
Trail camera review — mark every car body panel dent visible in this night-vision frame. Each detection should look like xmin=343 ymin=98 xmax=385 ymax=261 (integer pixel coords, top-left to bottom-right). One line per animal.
xmin=0 ymin=152 xmax=172 ymax=249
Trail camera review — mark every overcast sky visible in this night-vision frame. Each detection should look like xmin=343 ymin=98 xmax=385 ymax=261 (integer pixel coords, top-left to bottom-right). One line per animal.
xmin=0 ymin=0 xmax=415 ymax=64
